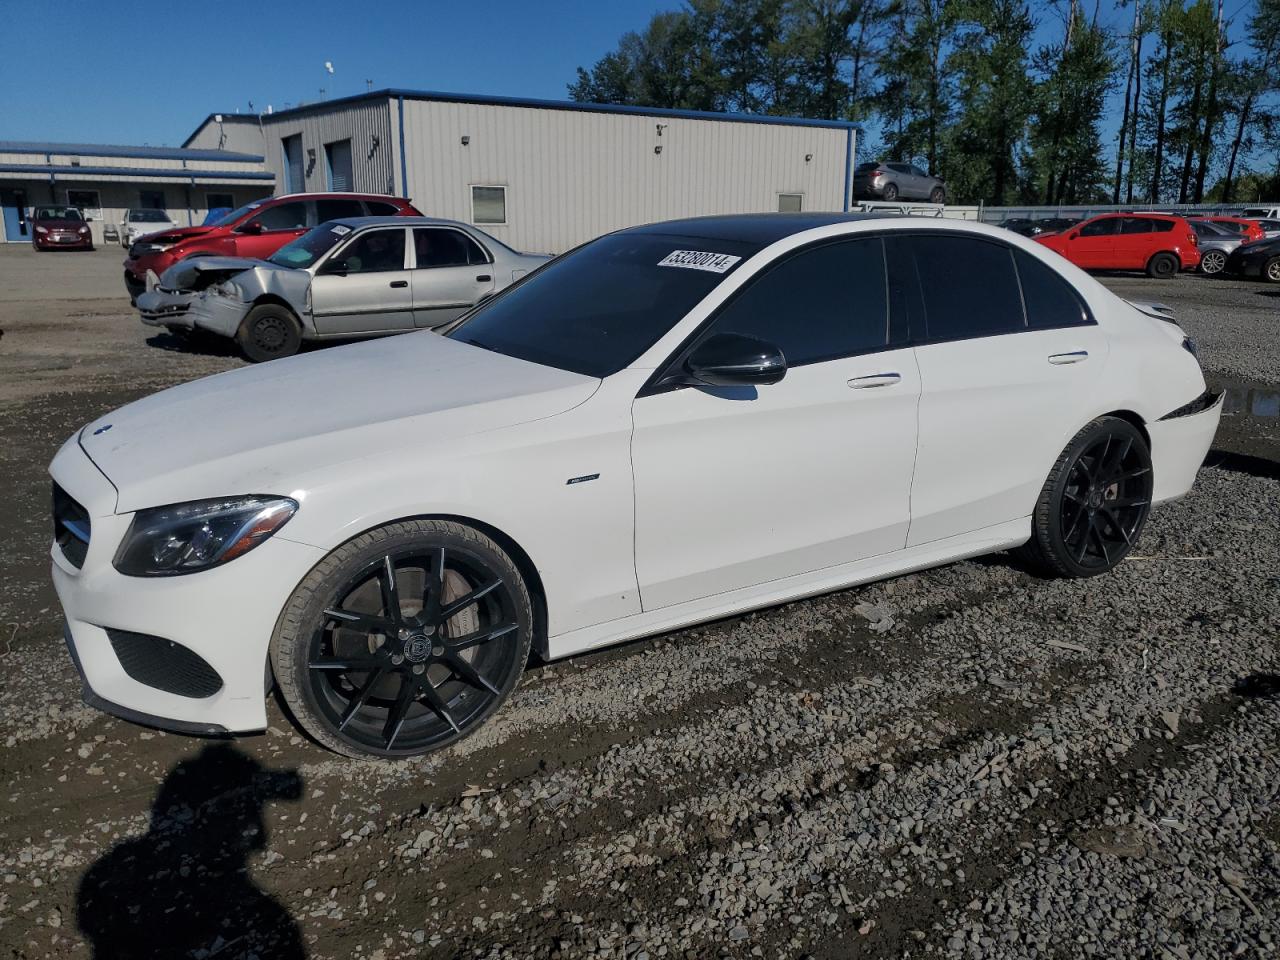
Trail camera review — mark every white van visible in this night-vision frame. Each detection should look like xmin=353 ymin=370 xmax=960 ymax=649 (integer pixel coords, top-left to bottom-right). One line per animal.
xmin=1240 ymin=205 xmax=1280 ymax=219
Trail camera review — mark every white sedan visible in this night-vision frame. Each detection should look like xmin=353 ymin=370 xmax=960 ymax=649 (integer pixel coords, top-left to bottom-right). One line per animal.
xmin=50 ymin=214 xmax=1222 ymax=759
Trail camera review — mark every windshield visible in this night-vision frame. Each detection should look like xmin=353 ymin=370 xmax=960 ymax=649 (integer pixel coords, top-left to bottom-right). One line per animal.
xmin=446 ymin=232 xmax=759 ymax=378
xmin=268 ymin=222 xmax=350 ymax=269
xmin=130 ymin=210 xmax=170 ymax=222
xmin=35 ymin=206 xmax=82 ymax=221
xmin=213 ymin=201 xmax=262 ymax=228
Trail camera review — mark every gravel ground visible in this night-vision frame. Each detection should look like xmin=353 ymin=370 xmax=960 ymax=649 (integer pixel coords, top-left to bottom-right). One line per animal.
xmin=0 ymin=249 xmax=1276 ymax=959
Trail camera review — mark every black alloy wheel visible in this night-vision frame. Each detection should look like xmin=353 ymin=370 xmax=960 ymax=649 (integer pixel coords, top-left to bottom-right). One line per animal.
xmin=273 ymin=520 xmax=533 ymax=759
xmin=1016 ymin=417 xmax=1153 ymax=578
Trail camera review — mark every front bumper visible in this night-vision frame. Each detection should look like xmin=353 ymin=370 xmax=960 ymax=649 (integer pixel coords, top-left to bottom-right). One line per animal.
xmin=35 ymin=234 xmax=92 ymax=250
xmin=49 ymin=440 xmax=325 ymax=733
xmin=136 ymin=288 xmax=196 ymax=329
xmin=1149 ymin=390 xmax=1224 ymax=504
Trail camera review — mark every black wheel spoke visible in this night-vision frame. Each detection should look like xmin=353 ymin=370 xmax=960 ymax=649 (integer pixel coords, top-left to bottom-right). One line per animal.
xmin=1091 ymin=521 xmax=1112 ymax=565
xmin=439 ymin=579 xmax=502 ymax=622
xmin=1102 ymin=436 xmax=1132 ymax=476
xmin=324 ymin=608 xmax=395 ymax=633
xmin=420 ymin=681 xmax=461 ymax=733
xmin=445 ymin=622 xmax=518 ymax=651
xmin=422 ymin=547 xmax=447 ymax=621
xmin=338 ymin=665 xmax=387 ymax=731
xmin=310 ymin=656 xmax=381 ymax=671
xmin=380 ymin=555 xmax=403 ymax=622
xmin=382 ymin=673 xmax=419 ymax=749
xmin=1063 ymin=500 xmax=1088 ymax=543
xmin=447 ymin=653 xmax=501 ymax=696
xmin=1114 ymin=467 xmax=1151 ymax=482
xmin=1101 ymin=506 xmax=1133 ymax=546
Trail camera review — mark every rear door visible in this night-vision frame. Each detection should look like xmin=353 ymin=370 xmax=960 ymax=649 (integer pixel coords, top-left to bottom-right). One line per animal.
xmin=1116 ymin=216 xmax=1158 ymax=270
xmin=410 ymin=227 xmax=496 ymax=328
xmin=310 ymin=226 xmax=413 ymax=334
xmin=903 ymin=233 xmax=1107 ymax=546
xmin=231 ymin=200 xmax=310 ymax=259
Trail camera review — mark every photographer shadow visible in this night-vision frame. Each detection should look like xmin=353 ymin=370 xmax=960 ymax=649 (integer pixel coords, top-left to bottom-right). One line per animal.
xmin=77 ymin=743 xmax=306 ymax=959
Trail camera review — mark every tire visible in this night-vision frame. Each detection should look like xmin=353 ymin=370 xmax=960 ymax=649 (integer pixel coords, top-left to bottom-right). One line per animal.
xmin=1265 ymin=257 xmax=1280 ymax=283
xmin=1014 ymin=417 xmax=1153 ymax=579
xmin=1146 ymin=252 xmax=1178 ymax=279
xmin=929 ymin=186 xmax=945 ymax=204
xmin=236 ymin=303 xmax=302 ymax=362
xmin=1199 ymin=250 xmax=1226 ymax=275
xmin=271 ymin=519 xmax=534 ymax=759
xmin=881 ymin=183 xmax=899 ymax=201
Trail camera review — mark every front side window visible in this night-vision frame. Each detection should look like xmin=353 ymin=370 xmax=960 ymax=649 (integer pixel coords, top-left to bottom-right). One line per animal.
xmin=335 ymin=229 xmax=406 ymax=273
xmin=702 ymin=239 xmax=888 ymax=366
xmin=1079 ymin=218 xmax=1119 ymax=237
xmin=1014 ymin=249 xmax=1093 ymax=330
xmin=448 ymin=233 xmax=759 ymax=378
xmin=472 ymin=186 xmax=506 ymax=225
xmin=247 ymin=201 xmax=308 ymax=232
xmin=911 ymin=235 xmax=1023 ymax=341
xmin=414 ymin=228 xmax=487 ymax=268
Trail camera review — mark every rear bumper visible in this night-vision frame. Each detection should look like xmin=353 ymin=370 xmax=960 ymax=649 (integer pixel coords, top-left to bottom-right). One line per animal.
xmin=1149 ymin=390 xmax=1223 ymax=504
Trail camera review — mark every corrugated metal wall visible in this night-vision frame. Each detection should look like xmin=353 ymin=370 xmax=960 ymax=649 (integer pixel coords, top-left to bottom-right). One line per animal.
xmin=184 ymin=119 xmax=267 ymax=155
xmin=263 ymin=99 xmax=396 ymax=196
xmin=399 ymin=99 xmax=852 ymax=253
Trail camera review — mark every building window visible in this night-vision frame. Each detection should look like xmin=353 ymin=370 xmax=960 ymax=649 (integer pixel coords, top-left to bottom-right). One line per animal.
xmin=139 ymin=190 xmax=166 ymax=210
xmin=206 ymin=192 xmax=234 ymax=210
xmin=471 ymin=185 xmax=507 ymax=225
xmin=66 ymin=189 xmax=101 ymax=221
xmin=778 ymin=193 xmax=803 ymax=213
xmin=282 ymin=135 xmax=304 ymax=193
xmin=325 ymin=139 xmax=354 ymax=192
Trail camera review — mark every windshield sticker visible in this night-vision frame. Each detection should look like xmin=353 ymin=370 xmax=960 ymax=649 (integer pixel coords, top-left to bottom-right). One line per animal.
xmin=330 ymin=224 xmax=351 ymax=236
xmin=657 ymin=250 xmax=742 ymax=273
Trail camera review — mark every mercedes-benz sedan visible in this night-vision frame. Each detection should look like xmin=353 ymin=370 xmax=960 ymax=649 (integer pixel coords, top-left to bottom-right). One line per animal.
xmin=50 ymin=213 xmax=1221 ymax=759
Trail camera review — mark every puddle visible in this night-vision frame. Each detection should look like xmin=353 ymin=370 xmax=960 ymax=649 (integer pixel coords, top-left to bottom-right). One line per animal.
xmin=1214 ymin=380 xmax=1280 ymax=419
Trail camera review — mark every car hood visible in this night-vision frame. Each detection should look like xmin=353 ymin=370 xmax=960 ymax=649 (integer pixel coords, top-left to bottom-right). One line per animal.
xmin=78 ymin=334 xmax=600 ymax=514
xmin=134 ymin=224 xmax=202 ymax=243
xmin=159 ymin=256 xmax=263 ymax=291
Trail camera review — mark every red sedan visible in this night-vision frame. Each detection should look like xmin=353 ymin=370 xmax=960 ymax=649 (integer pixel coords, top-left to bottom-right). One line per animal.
xmin=122 ymin=192 xmax=423 ymax=298
xmin=32 ymin=205 xmax=93 ymax=251
xmin=1035 ymin=213 xmax=1199 ymax=278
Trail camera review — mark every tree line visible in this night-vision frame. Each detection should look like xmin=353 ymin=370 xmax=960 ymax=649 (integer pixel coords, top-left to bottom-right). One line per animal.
xmin=568 ymin=0 xmax=1280 ymax=206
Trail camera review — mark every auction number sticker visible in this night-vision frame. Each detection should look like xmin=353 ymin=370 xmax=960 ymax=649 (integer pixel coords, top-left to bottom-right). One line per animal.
xmin=330 ymin=224 xmax=352 ymax=236
xmin=658 ymin=250 xmax=742 ymax=273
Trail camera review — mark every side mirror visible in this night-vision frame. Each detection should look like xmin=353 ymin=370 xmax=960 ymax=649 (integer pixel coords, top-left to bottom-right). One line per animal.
xmin=681 ymin=333 xmax=786 ymax=387
xmin=321 ymin=258 xmax=348 ymax=276
xmin=1067 ymin=232 xmax=1079 ymax=240
xmin=240 ymin=220 xmax=264 ymax=235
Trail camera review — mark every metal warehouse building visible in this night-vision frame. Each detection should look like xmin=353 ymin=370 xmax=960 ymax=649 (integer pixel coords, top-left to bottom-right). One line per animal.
xmin=0 ymin=141 xmax=273 ymax=245
xmin=185 ymin=89 xmax=860 ymax=254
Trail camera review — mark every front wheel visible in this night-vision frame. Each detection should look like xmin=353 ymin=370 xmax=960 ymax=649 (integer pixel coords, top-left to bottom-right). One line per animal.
xmin=1199 ymin=250 xmax=1226 ymax=275
xmin=929 ymin=187 xmax=945 ymax=204
xmin=272 ymin=520 xmax=534 ymax=759
xmin=881 ymin=183 xmax=899 ymax=201
xmin=236 ymin=303 xmax=302 ymax=362
xmin=1146 ymin=252 xmax=1179 ymax=279
xmin=1014 ymin=417 xmax=1153 ymax=578
xmin=1265 ymin=257 xmax=1280 ymax=283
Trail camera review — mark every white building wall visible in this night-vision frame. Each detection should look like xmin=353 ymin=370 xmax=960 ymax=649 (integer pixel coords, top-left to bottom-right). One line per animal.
xmin=399 ymin=99 xmax=853 ymax=253
xmin=263 ymin=99 xmax=396 ymax=196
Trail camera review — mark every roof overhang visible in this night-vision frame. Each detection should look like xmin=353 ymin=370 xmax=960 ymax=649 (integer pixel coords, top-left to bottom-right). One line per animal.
xmin=0 ymin=164 xmax=274 ymax=185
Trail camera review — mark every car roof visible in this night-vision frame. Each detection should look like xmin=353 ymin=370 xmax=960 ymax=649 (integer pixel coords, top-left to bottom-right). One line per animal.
xmin=273 ymin=192 xmax=408 ymax=202
xmin=624 ymin=212 xmax=900 ymax=244
xmin=326 ymin=215 xmax=473 ymax=229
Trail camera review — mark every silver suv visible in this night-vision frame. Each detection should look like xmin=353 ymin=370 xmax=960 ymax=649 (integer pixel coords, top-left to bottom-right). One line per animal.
xmin=854 ymin=161 xmax=946 ymax=203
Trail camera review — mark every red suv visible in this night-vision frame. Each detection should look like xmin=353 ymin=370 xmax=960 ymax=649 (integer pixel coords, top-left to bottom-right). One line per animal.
xmin=1035 ymin=213 xmax=1199 ymax=278
xmin=122 ymin=193 xmax=423 ymax=298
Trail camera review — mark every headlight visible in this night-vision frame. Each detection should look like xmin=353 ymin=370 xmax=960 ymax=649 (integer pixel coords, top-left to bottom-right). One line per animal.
xmin=79 ymin=226 xmax=90 ymax=235
xmin=113 ymin=495 xmax=297 ymax=577
xmin=212 ymin=279 xmax=243 ymax=299
xmin=35 ymin=226 xmax=48 ymax=234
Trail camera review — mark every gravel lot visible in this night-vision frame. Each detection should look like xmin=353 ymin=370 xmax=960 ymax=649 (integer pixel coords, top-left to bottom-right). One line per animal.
xmin=0 ymin=245 xmax=1276 ymax=959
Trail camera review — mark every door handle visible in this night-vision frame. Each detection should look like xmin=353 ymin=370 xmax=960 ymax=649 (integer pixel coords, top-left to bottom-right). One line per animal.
xmin=389 ymin=280 xmax=408 ymax=288
xmin=1048 ymin=350 xmax=1088 ymax=364
xmin=848 ymin=372 xmax=901 ymax=388
xmin=475 ymin=274 xmax=492 ymax=282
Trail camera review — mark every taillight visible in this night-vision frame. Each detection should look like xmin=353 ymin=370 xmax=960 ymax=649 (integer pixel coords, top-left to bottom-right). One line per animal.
xmin=1187 ymin=231 xmax=1198 ymax=246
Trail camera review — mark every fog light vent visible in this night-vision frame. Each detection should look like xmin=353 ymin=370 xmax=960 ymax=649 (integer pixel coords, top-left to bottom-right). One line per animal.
xmin=106 ymin=629 xmax=223 ymax=699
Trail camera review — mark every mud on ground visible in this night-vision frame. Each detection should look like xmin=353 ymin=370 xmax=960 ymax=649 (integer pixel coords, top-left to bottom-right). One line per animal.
xmin=0 ymin=254 xmax=1276 ymax=959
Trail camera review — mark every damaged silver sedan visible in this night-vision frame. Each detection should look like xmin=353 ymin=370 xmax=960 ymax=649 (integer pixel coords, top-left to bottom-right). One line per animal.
xmin=136 ymin=216 xmax=550 ymax=362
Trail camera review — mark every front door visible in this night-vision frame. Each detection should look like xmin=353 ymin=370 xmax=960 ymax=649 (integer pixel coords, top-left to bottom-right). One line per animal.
xmin=311 ymin=226 xmax=414 ymax=334
xmin=231 ymin=200 xmax=310 ymax=259
xmin=1 ymin=189 xmax=29 ymax=242
xmin=410 ymin=227 xmax=496 ymax=328
xmin=1066 ymin=216 xmax=1120 ymax=268
xmin=631 ymin=236 xmax=920 ymax=611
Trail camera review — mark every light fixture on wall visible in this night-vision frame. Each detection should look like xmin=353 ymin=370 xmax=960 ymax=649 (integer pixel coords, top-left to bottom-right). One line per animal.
xmin=306 ymin=148 xmax=317 ymax=177
xmin=654 ymin=145 xmax=663 ymax=155
xmin=805 ymin=153 xmax=813 ymax=162
xmin=461 ymin=135 xmax=471 ymax=146
xmin=368 ymin=135 xmax=380 ymax=158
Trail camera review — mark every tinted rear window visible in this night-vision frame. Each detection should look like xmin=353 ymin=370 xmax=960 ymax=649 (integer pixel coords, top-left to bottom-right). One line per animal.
xmin=447 ymin=233 xmax=759 ymax=378
xmin=911 ymin=235 xmax=1023 ymax=341
xmin=1014 ymin=249 xmax=1092 ymax=330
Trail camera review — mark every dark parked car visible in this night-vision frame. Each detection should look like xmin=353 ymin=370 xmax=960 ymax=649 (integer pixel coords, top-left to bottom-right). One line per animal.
xmin=1224 ymin=236 xmax=1280 ymax=282
xmin=1001 ymin=217 xmax=1080 ymax=237
xmin=853 ymin=162 xmax=946 ymax=203
xmin=32 ymin=205 xmax=93 ymax=251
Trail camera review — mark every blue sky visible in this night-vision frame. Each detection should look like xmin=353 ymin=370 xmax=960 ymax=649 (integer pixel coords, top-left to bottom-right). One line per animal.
xmin=0 ymin=0 xmax=1265 ymax=168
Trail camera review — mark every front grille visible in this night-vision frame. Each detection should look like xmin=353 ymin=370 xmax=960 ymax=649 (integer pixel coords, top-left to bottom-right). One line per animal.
xmin=52 ymin=482 xmax=91 ymax=569
xmin=106 ymin=629 xmax=224 ymax=698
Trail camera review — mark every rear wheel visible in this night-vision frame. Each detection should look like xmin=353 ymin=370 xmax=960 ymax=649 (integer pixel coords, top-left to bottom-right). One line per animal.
xmin=1015 ymin=417 xmax=1153 ymax=578
xmin=929 ymin=186 xmax=945 ymax=204
xmin=271 ymin=519 xmax=534 ymax=759
xmin=1199 ymin=250 xmax=1227 ymax=275
xmin=1265 ymin=257 xmax=1280 ymax=283
xmin=236 ymin=303 xmax=302 ymax=362
xmin=882 ymin=183 xmax=899 ymax=201
xmin=1146 ymin=252 xmax=1178 ymax=279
